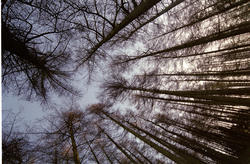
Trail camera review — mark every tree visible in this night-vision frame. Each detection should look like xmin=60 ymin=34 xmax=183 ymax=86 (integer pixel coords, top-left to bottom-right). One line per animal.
xmin=3 ymin=0 xmax=250 ymax=163
xmin=101 ymin=4 xmax=250 ymax=161
xmin=36 ymin=107 xmax=86 ymax=164
xmin=115 ymin=20 xmax=250 ymax=64
xmin=2 ymin=0 xmax=78 ymax=101
xmin=74 ymin=0 xmax=186 ymax=69
xmin=89 ymin=104 xmax=192 ymax=163
xmin=2 ymin=110 xmax=36 ymax=163
xmin=102 ymin=74 xmax=250 ymax=107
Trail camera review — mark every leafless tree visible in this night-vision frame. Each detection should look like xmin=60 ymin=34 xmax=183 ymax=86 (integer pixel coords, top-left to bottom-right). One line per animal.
xmin=2 ymin=110 xmax=36 ymax=163
xmin=2 ymin=0 xmax=79 ymax=102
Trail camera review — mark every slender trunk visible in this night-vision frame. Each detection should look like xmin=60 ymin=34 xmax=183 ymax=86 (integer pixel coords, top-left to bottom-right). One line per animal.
xmin=1 ymin=0 xmax=7 ymax=9
xmin=160 ymin=43 xmax=250 ymax=59
xmin=138 ymin=95 xmax=248 ymax=125
xmin=164 ymin=101 xmax=250 ymax=116
xmin=134 ymin=149 xmax=153 ymax=164
xmin=113 ymin=154 xmax=123 ymax=164
xmin=141 ymin=117 xmax=232 ymax=163
xmin=53 ymin=149 xmax=58 ymax=164
xmin=136 ymin=94 xmax=236 ymax=106
xmin=164 ymin=79 xmax=250 ymax=83
xmin=86 ymin=138 xmax=100 ymax=164
xmin=138 ymin=69 xmax=250 ymax=77
xmin=69 ymin=124 xmax=80 ymax=164
xmin=101 ymin=146 xmax=113 ymax=164
xmin=102 ymin=130 xmax=138 ymax=164
xmin=122 ymin=145 xmax=144 ymax=164
xmin=124 ymin=0 xmax=185 ymax=40
xmin=160 ymin=115 xmax=249 ymax=146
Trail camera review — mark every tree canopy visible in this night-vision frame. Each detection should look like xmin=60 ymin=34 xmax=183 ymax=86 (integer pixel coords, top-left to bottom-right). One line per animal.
xmin=2 ymin=0 xmax=250 ymax=163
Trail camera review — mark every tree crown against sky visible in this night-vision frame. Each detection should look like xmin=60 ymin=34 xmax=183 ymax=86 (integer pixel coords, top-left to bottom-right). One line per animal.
xmin=2 ymin=0 xmax=178 ymax=101
xmin=2 ymin=0 xmax=250 ymax=163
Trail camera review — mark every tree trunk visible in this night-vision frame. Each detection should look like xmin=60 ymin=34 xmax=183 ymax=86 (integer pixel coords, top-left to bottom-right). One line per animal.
xmin=101 ymin=146 xmax=113 ymax=164
xmin=102 ymin=130 xmax=138 ymax=164
xmin=86 ymin=138 xmax=100 ymax=164
xmin=69 ymin=124 xmax=80 ymax=164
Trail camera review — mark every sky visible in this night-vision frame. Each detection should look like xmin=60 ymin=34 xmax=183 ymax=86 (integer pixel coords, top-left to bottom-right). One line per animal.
xmin=2 ymin=93 xmax=45 ymax=123
xmin=2 ymin=75 xmax=101 ymax=127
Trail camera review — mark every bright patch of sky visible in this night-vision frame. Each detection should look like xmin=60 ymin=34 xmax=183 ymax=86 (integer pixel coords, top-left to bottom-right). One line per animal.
xmin=2 ymin=70 xmax=102 ymax=127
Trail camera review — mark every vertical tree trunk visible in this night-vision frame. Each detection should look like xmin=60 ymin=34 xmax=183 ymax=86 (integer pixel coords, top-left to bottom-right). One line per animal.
xmin=102 ymin=130 xmax=138 ymax=164
xmin=100 ymin=146 xmax=113 ymax=164
xmin=134 ymin=148 xmax=153 ymax=164
xmin=122 ymin=145 xmax=144 ymax=164
xmin=141 ymin=116 xmax=236 ymax=163
xmin=121 ymin=21 xmax=250 ymax=63
xmin=69 ymin=124 xmax=80 ymax=164
xmin=53 ymin=148 xmax=58 ymax=164
xmin=85 ymin=138 xmax=100 ymax=164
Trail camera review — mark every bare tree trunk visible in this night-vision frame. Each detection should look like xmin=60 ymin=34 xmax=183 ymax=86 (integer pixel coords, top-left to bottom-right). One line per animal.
xmin=69 ymin=123 xmax=80 ymax=164
xmin=102 ymin=130 xmax=138 ymax=164
xmin=85 ymin=138 xmax=100 ymax=164
xmin=100 ymin=146 xmax=113 ymax=164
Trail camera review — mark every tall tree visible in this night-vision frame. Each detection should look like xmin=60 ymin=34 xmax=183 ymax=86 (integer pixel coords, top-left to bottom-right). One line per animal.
xmin=2 ymin=110 xmax=36 ymax=163
xmin=36 ymin=107 xmax=87 ymax=164
xmin=2 ymin=0 xmax=78 ymax=101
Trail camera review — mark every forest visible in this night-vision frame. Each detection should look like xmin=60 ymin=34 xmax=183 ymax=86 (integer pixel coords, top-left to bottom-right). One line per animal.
xmin=2 ymin=0 xmax=250 ymax=163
